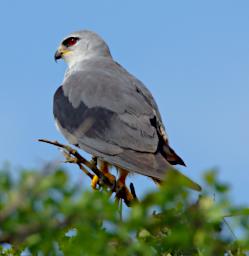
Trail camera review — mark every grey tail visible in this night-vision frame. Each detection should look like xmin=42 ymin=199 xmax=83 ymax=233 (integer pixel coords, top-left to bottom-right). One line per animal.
xmin=160 ymin=144 xmax=186 ymax=166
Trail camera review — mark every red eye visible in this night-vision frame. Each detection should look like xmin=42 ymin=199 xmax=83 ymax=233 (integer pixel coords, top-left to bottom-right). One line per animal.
xmin=62 ymin=37 xmax=79 ymax=47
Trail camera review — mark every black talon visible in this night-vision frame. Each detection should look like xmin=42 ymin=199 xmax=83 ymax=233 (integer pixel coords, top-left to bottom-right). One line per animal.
xmin=111 ymin=179 xmax=117 ymax=192
xmin=129 ymin=183 xmax=137 ymax=200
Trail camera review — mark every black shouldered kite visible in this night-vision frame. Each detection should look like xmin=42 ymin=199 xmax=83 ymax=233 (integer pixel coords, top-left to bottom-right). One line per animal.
xmin=53 ymin=30 xmax=201 ymax=192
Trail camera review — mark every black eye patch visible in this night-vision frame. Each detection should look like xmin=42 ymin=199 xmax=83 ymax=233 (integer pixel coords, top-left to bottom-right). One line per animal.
xmin=62 ymin=37 xmax=80 ymax=47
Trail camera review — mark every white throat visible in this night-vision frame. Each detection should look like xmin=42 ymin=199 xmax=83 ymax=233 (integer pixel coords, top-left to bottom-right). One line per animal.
xmin=63 ymin=52 xmax=91 ymax=69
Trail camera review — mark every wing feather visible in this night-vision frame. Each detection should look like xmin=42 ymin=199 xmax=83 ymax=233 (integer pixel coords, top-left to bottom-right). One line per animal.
xmin=54 ymin=62 xmax=160 ymax=154
xmin=54 ymin=57 xmax=186 ymax=181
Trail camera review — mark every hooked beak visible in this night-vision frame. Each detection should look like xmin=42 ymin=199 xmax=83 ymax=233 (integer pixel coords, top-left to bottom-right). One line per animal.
xmin=54 ymin=50 xmax=62 ymax=62
xmin=54 ymin=46 xmax=72 ymax=62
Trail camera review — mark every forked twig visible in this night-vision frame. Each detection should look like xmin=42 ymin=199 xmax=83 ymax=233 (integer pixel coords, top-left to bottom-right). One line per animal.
xmin=38 ymin=139 xmax=138 ymax=206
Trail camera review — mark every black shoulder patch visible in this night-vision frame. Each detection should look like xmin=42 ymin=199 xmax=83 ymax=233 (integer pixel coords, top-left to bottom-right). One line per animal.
xmin=53 ymin=86 xmax=88 ymax=132
xmin=53 ymin=86 xmax=115 ymax=135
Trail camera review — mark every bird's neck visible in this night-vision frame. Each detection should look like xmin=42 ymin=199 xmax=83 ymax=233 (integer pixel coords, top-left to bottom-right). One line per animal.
xmin=63 ymin=55 xmax=112 ymax=81
xmin=66 ymin=47 xmax=112 ymax=69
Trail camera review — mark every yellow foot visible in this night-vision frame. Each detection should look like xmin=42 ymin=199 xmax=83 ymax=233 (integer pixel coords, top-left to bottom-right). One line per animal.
xmin=116 ymin=181 xmax=134 ymax=204
xmin=104 ymin=172 xmax=116 ymax=185
xmin=122 ymin=186 xmax=134 ymax=203
xmin=91 ymin=175 xmax=99 ymax=190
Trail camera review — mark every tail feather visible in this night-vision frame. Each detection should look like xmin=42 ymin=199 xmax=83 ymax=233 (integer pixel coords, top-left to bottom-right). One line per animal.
xmin=152 ymin=170 xmax=202 ymax=192
xmin=161 ymin=144 xmax=186 ymax=166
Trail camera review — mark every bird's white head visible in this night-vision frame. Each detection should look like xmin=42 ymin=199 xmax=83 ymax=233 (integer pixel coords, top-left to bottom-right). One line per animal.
xmin=54 ymin=30 xmax=112 ymax=68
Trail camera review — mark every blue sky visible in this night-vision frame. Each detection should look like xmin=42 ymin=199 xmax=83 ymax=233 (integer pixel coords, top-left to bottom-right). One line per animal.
xmin=1 ymin=1 xmax=248 ymax=203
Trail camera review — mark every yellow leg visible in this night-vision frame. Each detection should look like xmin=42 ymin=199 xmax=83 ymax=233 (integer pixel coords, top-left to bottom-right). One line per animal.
xmin=99 ymin=161 xmax=116 ymax=184
xmin=91 ymin=161 xmax=116 ymax=190
xmin=116 ymin=169 xmax=134 ymax=203
xmin=117 ymin=169 xmax=128 ymax=187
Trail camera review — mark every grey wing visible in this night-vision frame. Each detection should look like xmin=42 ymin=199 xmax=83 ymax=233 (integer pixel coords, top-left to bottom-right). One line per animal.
xmin=54 ymin=67 xmax=160 ymax=154
xmin=113 ymin=61 xmax=168 ymax=139
xmin=54 ymin=61 xmax=186 ymax=181
xmin=115 ymin=61 xmax=163 ymax=121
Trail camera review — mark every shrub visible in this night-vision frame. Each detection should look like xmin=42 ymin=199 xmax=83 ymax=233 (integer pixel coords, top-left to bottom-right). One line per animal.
xmin=0 ymin=166 xmax=248 ymax=255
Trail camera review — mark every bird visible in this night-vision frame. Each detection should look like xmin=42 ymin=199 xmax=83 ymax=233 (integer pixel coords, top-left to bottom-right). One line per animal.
xmin=53 ymin=30 xmax=201 ymax=197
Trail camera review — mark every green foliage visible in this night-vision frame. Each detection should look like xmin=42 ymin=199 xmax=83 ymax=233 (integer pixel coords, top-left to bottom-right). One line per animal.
xmin=0 ymin=166 xmax=248 ymax=255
